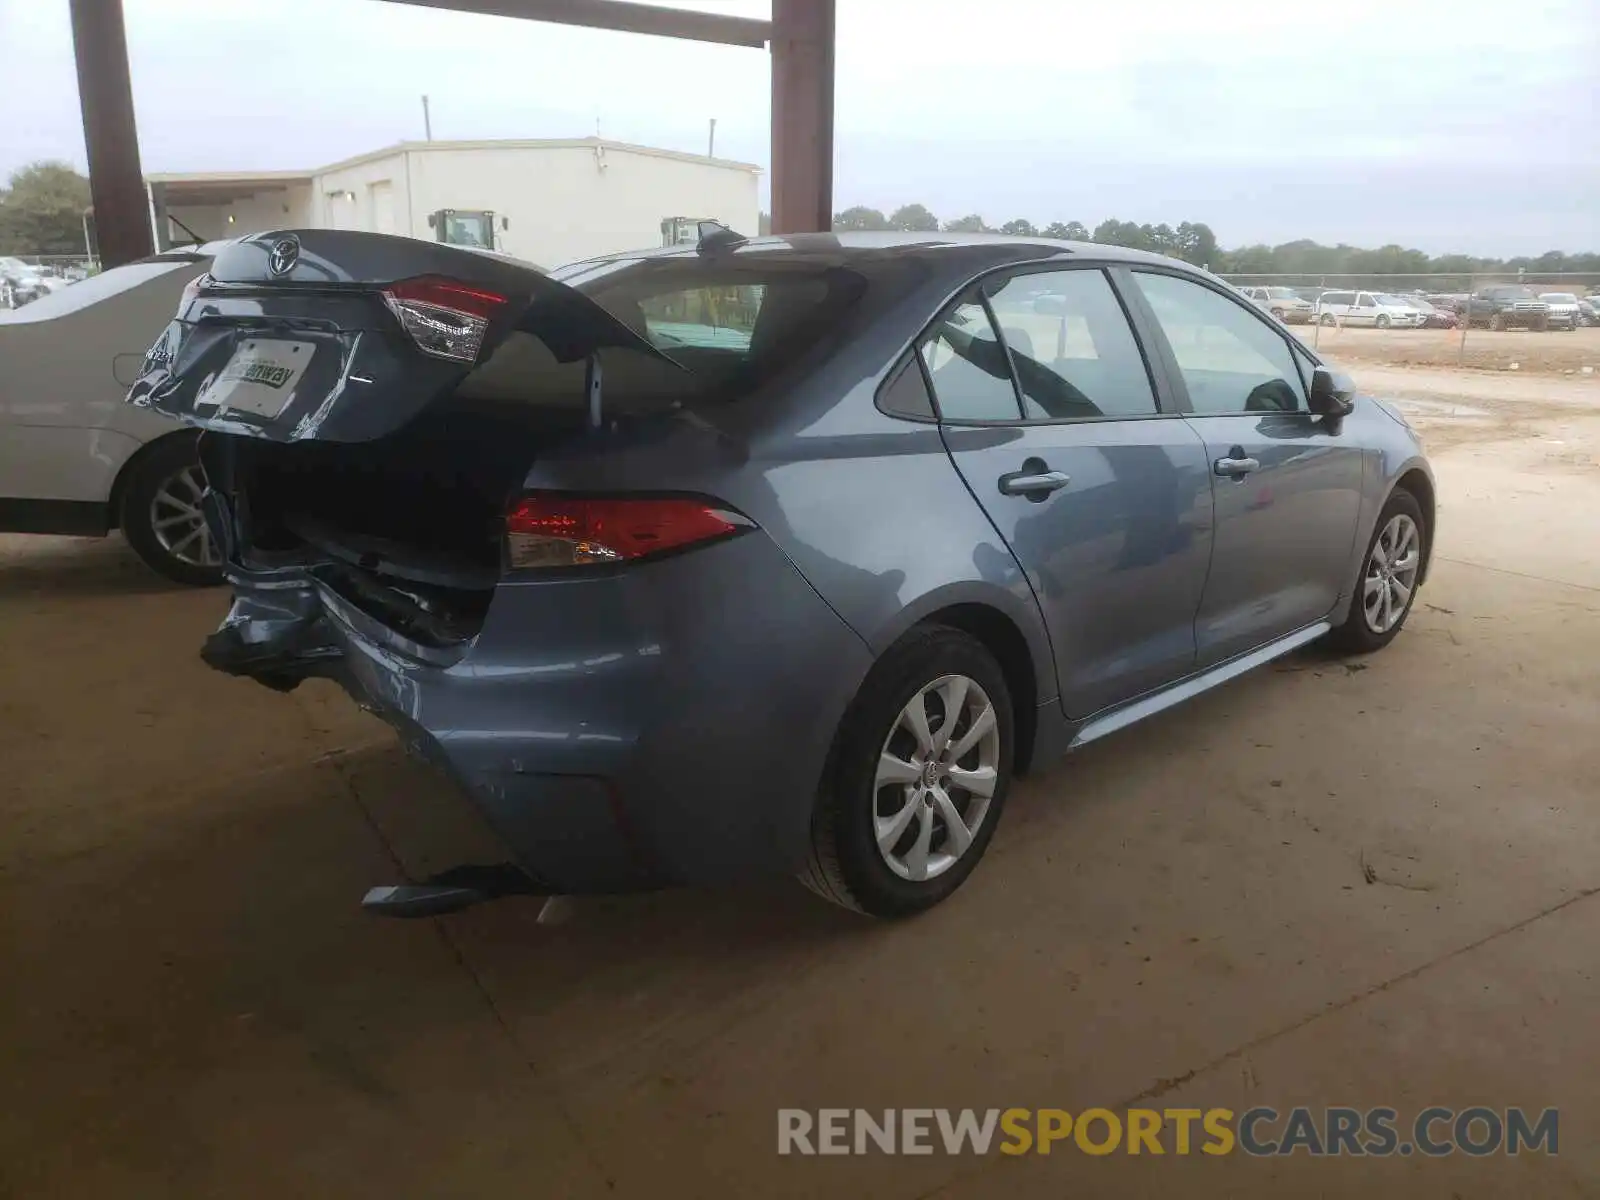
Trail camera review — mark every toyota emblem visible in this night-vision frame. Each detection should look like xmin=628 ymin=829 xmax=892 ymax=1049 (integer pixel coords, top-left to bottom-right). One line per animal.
xmin=267 ymin=236 xmax=300 ymax=277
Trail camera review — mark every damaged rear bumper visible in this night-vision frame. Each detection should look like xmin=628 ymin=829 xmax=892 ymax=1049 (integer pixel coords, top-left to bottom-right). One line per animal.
xmin=205 ymin=533 xmax=874 ymax=894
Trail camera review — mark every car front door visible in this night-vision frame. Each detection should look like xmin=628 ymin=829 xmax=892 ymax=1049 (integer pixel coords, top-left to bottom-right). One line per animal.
xmin=1127 ymin=269 xmax=1365 ymax=667
xmin=929 ymin=266 xmax=1214 ymax=718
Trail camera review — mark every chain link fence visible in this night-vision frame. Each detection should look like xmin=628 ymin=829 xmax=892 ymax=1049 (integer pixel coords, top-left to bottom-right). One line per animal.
xmin=1214 ymin=271 xmax=1600 ymax=372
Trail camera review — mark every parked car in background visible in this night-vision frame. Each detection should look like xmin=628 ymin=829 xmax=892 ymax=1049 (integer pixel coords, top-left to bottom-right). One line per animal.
xmin=1407 ymin=297 xmax=1460 ymax=329
xmin=0 ymin=256 xmax=63 ymax=308
xmin=1460 ymin=286 xmax=1550 ymax=330
xmin=0 ymin=245 xmax=221 ymax=584
xmin=1537 ymin=293 xmax=1582 ymax=331
xmin=126 ymin=228 xmax=1434 ymax=917
xmin=1314 ymin=290 xmax=1425 ymax=328
xmin=1237 ymin=285 xmax=1314 ymax=324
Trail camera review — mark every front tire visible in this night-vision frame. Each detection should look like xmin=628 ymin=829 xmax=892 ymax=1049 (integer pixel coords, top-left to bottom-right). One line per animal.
xmin=1327 ymin=490 xmax=1426 ymax=654
xmin=801 ymin=626 xmax=1014 ymax=917
xmin=119 ymin=435 xmax=224 ymax=587
xmin=1320 ymin=312 xmax=1336 ymax=326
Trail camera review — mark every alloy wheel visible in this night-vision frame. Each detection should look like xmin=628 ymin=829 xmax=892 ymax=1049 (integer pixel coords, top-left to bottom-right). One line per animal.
xmin=872 ymin=674 xmax=1000 ymax=882
xmin=1362 ymin=513 xmax=1421 ymax=634
xmin=150 ymin=466 xmax=219 ymax=569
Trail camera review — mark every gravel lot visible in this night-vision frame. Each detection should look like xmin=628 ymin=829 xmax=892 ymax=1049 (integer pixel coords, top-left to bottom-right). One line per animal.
xmin=1 ymin=360 xmax=1597 ymax=1198
xmin=1296 ymin=323 xmax=1600 ymax=376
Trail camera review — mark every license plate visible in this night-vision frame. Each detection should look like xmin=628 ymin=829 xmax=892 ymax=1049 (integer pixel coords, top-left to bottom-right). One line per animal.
xmin=197 ymin=338 xmax=313 ymax=418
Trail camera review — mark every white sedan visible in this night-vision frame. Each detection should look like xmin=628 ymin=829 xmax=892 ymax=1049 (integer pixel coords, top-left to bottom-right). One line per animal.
xmin=0 ymin=245 xmax=222 ymax=584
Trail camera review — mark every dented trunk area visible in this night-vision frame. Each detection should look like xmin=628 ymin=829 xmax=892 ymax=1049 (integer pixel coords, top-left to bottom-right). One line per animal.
xmin=201 ymin=396 xmax=587 ymax=650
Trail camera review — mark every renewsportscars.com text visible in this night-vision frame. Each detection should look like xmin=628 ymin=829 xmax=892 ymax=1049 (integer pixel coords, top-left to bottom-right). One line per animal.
xmin=777 ymin=1106 xmax=1558 ymax=1157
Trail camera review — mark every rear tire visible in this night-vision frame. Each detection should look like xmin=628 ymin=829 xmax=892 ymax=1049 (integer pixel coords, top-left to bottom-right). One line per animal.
xmin=119 ymin=435 xmax=224 ymax=587
xmin=1327 ymin=490 xmax=1426 ymax=655
xmin=801 ymin=626 xmax=1014 ymax=918
xmin=1489 ymin=312 xmax=1504 ymax=331
xmin=1320 ymin=312 xmax=1336 ymax=326
xmin=1376 ymin=314 xmax=1391 ymax=329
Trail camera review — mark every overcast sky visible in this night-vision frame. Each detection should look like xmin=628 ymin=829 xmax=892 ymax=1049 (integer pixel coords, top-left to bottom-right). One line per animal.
xmin=2 ymin=0 xmax=1595 ymax=255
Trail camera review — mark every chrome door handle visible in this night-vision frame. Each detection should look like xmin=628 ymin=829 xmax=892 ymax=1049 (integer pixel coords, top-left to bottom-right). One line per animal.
xmin=999 ymin=469 xmax=1071 ymax=497
xmin=1214 ymin=455 xmax=1260 ymax=478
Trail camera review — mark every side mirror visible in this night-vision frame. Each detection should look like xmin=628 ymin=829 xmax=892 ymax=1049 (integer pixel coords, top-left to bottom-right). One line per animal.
xmin=1309 ymin=366 xmax=1355 ymax=418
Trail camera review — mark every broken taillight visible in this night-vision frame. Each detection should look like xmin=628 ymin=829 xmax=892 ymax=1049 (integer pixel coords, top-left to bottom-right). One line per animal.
xmin=505 ymin=494 xmax=750 ymax=569
xmin=382 ymin=275 xmax=507 ymax=363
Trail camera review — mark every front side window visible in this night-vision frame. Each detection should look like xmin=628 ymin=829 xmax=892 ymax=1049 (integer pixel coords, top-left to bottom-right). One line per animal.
xmin=985 ymin=269 xmax=1157 ymax=419
xmin=918 ymin=295 xmax=1021 ymax=421
xmin=1356 ymin=294 xmax=1376 ymax=308
xmin=1132 ymin=272 xmax=1307 ymax=415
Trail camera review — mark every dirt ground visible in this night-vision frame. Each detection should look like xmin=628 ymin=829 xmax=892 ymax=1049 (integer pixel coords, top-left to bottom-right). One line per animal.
xmin=1293 ymin=322 xmax=1600 ymax=376
xmin=2 ymin=363 xmax=1598 ymax=1198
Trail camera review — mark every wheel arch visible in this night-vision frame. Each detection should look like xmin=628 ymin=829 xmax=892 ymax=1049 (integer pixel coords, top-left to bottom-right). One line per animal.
xmin=107 ymin=427 xmax=200 ymax=531
xmin=1391 ymin=465 xmax=1436 ymax=583
xmin=909 ymin=600 xmax=1043 ymax=774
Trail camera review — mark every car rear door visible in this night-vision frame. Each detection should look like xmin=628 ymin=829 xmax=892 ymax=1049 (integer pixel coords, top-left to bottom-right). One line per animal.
xmin=931 ymin=264 xmax=1214 ymax=719
xmin=1126 ymin=269 xmax=1364 ymax=667
xmin=1319 ymin=290 xmax=1353 ymax=324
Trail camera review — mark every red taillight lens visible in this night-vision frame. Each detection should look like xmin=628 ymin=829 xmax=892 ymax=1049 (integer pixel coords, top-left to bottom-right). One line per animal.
xmin=505 ymin=494 xmax=748 ymax=569
xmin=382 ymin=275 xmax=507 ymax=364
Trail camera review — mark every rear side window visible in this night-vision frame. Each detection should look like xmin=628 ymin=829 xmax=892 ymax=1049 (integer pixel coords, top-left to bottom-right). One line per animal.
xmin=878 ymin=357 xmax=936 ymax=419
xmin=917 ymin=295 xmax=1022 ymax=421
xmin=985 ymin=269 xmax=1157 ymax=420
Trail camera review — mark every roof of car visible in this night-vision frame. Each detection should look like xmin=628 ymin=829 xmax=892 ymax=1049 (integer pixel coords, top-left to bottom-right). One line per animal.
xmin=571 ymin=231 xmax=1201 ymax=272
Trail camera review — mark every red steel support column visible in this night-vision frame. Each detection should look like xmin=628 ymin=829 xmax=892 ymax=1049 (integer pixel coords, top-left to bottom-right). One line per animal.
xmin=68 ymin=0 xmax=152 ymax=266
xmin=769 ymin=0 xmax=835 ymax=234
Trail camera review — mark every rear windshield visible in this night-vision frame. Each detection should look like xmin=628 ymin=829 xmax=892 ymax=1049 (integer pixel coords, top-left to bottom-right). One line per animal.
xmin=470 ymin=257 xmax=869 ymax=407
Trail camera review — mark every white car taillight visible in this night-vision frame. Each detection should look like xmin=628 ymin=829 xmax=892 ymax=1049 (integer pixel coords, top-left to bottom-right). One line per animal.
xmin=382 ymin=275 xmax=507 ymax=363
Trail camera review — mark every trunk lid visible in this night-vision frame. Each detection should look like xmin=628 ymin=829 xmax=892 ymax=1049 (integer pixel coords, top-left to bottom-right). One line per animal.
xmin=126 ymin=229 xmax=675 ymax=443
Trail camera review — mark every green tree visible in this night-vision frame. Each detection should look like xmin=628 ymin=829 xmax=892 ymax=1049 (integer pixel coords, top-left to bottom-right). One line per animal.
xmin=832 ymin=205 xmax=890 ymax=231
xmin=888 ymin=203 xmax=939 ymax=232
xmin=943 ymin=213 xmax=989 ymax=233
xmin=0 ymin=161 xmax=91 ymax=255
xmin=1041 ymin=220 xmax=1090 ymax=241
xmin=1091 ymin=219 xmax=1149 ymax=250
xmin=999 ymin=218 xmax=1037 ymax=236
xmin=1173 ymin=221 xmax=1219 ymax=267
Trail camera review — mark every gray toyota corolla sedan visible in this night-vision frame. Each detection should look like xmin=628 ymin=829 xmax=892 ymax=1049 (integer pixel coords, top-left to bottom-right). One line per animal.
xmin=128 ymin=227 xmax=1433 ymax=918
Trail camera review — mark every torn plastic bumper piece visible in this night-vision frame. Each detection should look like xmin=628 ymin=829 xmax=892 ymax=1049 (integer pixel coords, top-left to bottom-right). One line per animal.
xmin=361 ymin=863 xmax=546 ymax=918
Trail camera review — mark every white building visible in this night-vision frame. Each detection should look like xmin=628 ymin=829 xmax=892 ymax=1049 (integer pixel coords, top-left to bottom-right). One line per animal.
xmin=147 ymin=137 xmax=762 ymax=269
